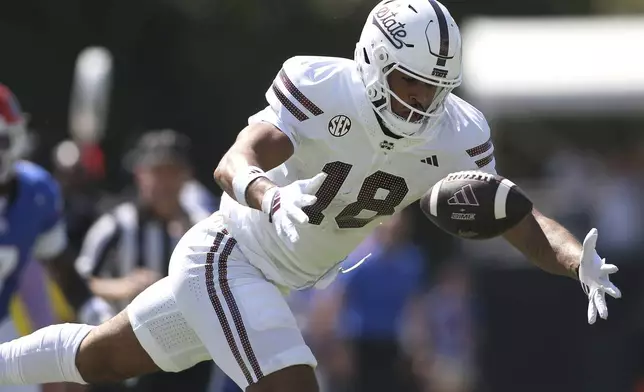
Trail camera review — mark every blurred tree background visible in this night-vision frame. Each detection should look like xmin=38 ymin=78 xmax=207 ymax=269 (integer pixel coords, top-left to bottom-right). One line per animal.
xmin=0 ymin=0 xmax=620 ymax=191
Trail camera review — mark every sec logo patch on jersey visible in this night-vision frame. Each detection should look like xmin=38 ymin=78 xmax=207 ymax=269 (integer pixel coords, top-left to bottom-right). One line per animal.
xmin=328 ymin=115 xmax=352 ymax=137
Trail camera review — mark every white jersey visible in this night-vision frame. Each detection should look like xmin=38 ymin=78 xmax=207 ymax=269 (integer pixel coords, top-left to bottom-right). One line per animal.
xmin=220 ymin=56 xmax=496 ymax=289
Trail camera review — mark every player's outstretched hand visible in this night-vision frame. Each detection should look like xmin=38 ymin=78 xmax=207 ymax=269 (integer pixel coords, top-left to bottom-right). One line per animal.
xmin=261 ymin=173 xmax=327 ymax=249
xmin=578 ymin=228 xmax=622 ymax=324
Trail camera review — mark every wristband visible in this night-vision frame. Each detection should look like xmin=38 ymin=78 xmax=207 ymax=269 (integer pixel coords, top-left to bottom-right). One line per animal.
xmin=232 ymin=166 xmax=267 ymax=207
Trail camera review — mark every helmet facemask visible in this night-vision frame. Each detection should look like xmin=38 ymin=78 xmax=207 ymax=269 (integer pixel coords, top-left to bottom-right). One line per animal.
xmin=379 ymin=62 xmax=458 ymax=135
xmin=363 ymin=45 xmax=461 ymax=137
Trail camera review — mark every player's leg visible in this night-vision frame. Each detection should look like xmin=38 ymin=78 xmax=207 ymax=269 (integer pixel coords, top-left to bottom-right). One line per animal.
xmin=0 ymin=317 xmax=41 ymax=392
xmin=246 ymin=365 xmax=318 ymax=392
xmin=75 ymin=310 xmax=161 ymax=382
xmin=166 ymin=227 xmax=318 ymax=392
xmin=0 ymin=308 xmax=159 ymax=386
xmin=0 ymin=273 xmax=212 ymax=386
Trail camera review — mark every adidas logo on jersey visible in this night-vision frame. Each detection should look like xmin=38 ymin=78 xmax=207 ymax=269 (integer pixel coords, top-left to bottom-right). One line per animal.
xmin=448 ymin=184 xmax=479 ymax=206
xmin=420 ymin=155 xmax=439 ymax=167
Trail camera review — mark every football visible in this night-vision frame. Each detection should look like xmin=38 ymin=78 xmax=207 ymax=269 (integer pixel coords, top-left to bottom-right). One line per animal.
xmin=420 ymin=171 xmax=533 ymax=240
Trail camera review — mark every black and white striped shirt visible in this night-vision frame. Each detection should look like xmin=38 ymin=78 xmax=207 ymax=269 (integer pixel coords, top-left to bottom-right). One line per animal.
xmin=75 ymin=181 xmax=218 ymax=309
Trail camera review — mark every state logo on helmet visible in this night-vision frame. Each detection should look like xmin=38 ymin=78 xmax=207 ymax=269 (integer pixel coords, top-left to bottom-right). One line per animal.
xmin=355 ymin=0 xmax=462 ymax=137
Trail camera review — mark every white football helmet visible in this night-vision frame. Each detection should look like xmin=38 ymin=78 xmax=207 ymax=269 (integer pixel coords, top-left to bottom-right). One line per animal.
xmin=0 ymin=85 xmax=28 ymax=182
xmin=355 ymin=0 xmax=462 ymax=137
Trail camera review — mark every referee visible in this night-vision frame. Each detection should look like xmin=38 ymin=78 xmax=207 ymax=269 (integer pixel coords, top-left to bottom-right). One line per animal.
xmin=75 ymin=129 xmax=216 ymax=392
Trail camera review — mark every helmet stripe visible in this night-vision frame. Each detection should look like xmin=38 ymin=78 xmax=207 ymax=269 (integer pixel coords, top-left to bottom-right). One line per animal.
xmin=427 ymin=0 xmax=450 ymax=67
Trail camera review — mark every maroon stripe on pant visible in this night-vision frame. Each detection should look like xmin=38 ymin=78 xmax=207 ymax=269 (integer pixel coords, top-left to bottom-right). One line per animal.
xmin=204 ymin=232 xmax=253 ymax=385
xmin=218 ymin=237 xmax=265 ymax=382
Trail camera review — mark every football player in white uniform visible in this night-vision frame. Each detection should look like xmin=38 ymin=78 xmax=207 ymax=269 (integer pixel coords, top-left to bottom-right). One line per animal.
xmin=0 ymin=0 xmax=621 ymax=391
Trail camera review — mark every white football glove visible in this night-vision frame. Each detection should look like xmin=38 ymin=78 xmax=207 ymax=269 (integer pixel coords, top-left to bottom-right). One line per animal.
xmin=578 ymin=228 xmax=621 ymax=324
xmin=261 ymin=173 xmax=327 ymax=249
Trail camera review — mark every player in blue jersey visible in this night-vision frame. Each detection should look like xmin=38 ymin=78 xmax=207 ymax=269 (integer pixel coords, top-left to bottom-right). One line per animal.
xmin=0 ymin=85 xmax=113 ymax=390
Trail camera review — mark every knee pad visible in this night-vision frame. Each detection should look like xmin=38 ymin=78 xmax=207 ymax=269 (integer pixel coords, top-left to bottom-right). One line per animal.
xmin=127 ymin=277 xmax=211 ymax=373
